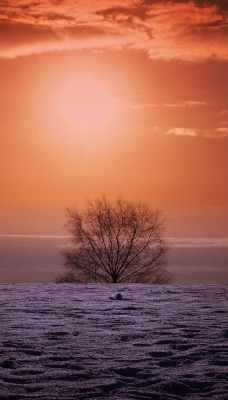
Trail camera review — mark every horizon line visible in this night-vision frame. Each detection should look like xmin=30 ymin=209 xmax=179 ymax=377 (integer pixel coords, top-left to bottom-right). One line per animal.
xmin=0 ymin=234 xmax=228 ymax=246
xmin=0 ymin=234 xmax=71 ymax=239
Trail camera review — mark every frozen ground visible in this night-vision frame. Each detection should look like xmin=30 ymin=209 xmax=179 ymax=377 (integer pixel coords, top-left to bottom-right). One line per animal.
xmin=0 ymin=284 xmax=227 ymax=400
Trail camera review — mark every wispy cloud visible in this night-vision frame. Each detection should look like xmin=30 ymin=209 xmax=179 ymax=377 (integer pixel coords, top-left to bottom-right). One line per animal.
xmin=126 ymin=100 xmax=208 ymax=110
xmin=0 ymin=234 xmax=70 ymax=239
xmin=0 ymin=1 xmax=227 ymax=59
xmin=169 ymin=237 xmax=228 ymax=247
xmin=166 ymin=127 xmax=198 ymax=137
xmin=166 ymin=126 xmax=228 ymax=138
xmin=217 ymin=127 xmax=228 ymax=133
xmin=1 ymin=234 xmax=228 ymax=248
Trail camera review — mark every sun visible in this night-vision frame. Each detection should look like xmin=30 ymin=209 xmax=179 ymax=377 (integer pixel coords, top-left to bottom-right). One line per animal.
xmin=57 ymin=75 xmax=117 ymax=130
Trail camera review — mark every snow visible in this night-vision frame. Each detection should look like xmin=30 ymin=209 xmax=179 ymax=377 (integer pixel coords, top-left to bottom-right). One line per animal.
xmin=0 ymin=284 xmax=227 ymax=399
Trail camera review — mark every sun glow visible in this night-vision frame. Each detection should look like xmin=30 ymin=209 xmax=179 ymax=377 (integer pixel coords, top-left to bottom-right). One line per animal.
xmin=57 ymin=76 xmax=118 ymax=130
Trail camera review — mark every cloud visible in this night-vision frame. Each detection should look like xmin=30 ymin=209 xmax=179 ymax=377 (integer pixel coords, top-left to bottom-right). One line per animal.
xmin=0 ymin=234 xmax=70 ymax=239
xmin=166 ymin=127 xmax=198 ymax=137
xmin=161 ymin=101 xmax=208 ymax=108
xmin=127 ymin=102 xmax=156 ymax=109
xmin=205 ymin=127 xmax=228 ymax=138
xmin=127 ymin=100 xmax=207 ymax=109
xmin=218 ymin=109 xmax=228 ymax=116
xmin=169 ymin=237 xmax=228 ymax=247
xmin=166 ymin=126 xmax=228 ymax=138
xmin=217 ymin=127 xmax=228 ymax=133
xmin=0 ymin=1 xmax=227 ymax=59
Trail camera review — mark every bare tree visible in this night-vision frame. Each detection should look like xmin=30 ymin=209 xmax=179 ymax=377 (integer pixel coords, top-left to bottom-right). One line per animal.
xmin=58 ymin=197 xmax=170 ymax=284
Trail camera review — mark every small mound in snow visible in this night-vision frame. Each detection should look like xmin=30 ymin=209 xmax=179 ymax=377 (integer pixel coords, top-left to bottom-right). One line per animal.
xmin=109 ymin=292 xmax=126 ymax=301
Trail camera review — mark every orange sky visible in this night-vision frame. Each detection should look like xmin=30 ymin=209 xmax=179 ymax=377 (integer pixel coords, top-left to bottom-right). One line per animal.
xmin=0 ymin=1 xmax=228 ymax=282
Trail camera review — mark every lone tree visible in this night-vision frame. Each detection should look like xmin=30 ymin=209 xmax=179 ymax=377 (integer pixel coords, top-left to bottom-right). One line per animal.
xmin=58 ymin=197 xmax=170 ymax=283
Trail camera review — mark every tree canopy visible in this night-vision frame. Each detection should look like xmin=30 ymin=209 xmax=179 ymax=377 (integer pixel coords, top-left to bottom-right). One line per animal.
xmin=58 ymin=197 xmax=170 ymax=284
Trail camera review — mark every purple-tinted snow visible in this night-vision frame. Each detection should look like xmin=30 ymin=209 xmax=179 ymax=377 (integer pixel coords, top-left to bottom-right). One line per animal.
xmin=0 ymin=284 xmax=227 ymax=399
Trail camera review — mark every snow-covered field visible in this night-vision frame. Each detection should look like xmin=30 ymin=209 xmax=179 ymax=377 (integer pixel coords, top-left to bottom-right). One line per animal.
xmin=0 ymin=284 xmax=227 ymax=400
